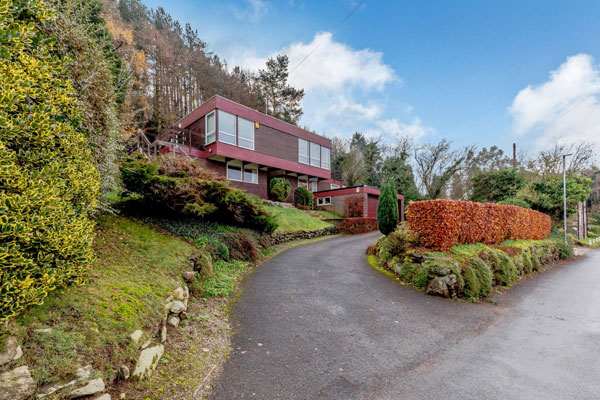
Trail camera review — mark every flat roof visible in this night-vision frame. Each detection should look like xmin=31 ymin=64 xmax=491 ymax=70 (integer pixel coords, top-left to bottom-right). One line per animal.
xmin=313 ymin=185 xmax=404 ymax=199
xmin=176 ymin=95 xmax=331 ymax=148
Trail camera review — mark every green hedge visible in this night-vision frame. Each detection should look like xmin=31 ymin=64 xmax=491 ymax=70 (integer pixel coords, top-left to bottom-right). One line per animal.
xmin=0 ymin=0 xmax=100 ymax=321
xmin=294 ymin=187 xmax=314 ymax=209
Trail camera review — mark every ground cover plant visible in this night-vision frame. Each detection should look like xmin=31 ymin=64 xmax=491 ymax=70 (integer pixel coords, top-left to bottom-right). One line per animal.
xmin=339 ymin=218 xmax=378 ymax=234
xmin=371 ymin=220 xmax=570 ymax=301
xmin=120 ymin=154 xmax=277 ymax=233
xmin=1 ymin=215 xmax=194 ymax=386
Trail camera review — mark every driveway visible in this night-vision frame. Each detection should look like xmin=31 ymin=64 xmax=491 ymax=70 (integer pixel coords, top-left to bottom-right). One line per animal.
xmin=210 ymin=233 xmax=600 ymax=399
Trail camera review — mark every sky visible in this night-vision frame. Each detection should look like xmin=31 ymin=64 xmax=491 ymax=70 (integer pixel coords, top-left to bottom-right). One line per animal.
xmin=142 ymin=0 xmax=600 ymax=158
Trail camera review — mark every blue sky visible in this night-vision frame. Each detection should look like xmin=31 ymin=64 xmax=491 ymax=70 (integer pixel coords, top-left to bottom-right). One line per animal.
xmin=142 ymin=0 xmax=600 ymax=156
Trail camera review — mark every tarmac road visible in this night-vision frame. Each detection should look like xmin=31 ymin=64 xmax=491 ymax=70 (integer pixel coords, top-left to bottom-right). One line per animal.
xmin=210 ymin=233 xmax=600 ymax=400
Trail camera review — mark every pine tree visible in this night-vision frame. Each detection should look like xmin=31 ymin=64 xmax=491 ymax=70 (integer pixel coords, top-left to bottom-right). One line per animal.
xmin=377 ymin=182 xmax=399 ymax=235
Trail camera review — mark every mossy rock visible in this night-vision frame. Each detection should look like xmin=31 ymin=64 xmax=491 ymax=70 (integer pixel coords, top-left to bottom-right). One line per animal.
xmin=193 ymin=250 xmax=213 ymax=276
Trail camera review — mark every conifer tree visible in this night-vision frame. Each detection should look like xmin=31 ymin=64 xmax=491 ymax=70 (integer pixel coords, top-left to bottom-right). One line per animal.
xmin=377 ymin=182 xmax=399 ymax=235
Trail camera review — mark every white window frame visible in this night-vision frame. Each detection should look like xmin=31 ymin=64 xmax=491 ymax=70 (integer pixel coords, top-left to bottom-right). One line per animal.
xmin=310 ymin=179 xmax=318 ymax=192
xmin=243 ymin=165 xmax=258 ymax=184
xmin=321 ymin=146 xmax=330 ymax=170
xmin=205 ymin=111 xmax=215 ymax=145
xmin=238 ymin=117 xmax=255 ymax=150
xmin=218 ymin=110 xmax=236 ymax=145
xmin=317 ymin=197 xmax=331 ymax=206
xmin=226 ymin=160 xmax=243 ymax=182
xmin=310 ymin=142 xmax=320 ymax=167
xmin=330 ymin=184 xmax=340 ymax=189
xmin=298 ymin=138 xmax=309 ymax=164
xmin=298 ymin=176 xmax=308 ymax=189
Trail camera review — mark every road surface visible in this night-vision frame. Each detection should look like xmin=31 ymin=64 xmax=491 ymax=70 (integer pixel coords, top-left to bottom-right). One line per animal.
xmin=210 ymin=233 xmax=600 ymax=399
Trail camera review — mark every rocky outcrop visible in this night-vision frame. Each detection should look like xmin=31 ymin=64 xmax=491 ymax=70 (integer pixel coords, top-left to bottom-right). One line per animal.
xmin=132 ymin=345 xmax=164 ymax=380
xmin=0 ymin=336 xmax=22 ymax=366
xmin=68 ymin=378 xmax=105 ymax=398
xmin=0 ymin=366 xmax=35 ymax=400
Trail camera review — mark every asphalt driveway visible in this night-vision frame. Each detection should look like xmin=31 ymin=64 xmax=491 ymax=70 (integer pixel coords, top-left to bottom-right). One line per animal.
xmin=210 ymin=233 xmax=600 ymax=400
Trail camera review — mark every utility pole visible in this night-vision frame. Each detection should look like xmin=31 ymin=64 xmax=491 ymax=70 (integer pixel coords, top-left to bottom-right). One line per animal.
xmin=563 ymin=153 xmax=572 ymax=244
xmin=512 ymin=143 xmax=517 ymax=169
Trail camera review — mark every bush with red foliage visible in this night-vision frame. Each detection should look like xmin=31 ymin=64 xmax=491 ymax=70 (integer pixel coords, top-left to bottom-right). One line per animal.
xmin=344 ymin=196 xmax=364 ymax=217
xmin=339 ymin=217 xmax=378 ymax=235
xmin=407 ymin=199 xmax=552 ymax=251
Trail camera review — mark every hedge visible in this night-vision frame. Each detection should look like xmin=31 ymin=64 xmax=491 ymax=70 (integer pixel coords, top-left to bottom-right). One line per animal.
xmin=0 ymin=0 xmax=100 ymax=322
xmin=294 ymin=187 xmax=314 ymax=209
xmin=407 ymin=199 xmax=551 ymax=250
xmin=339 ymin=218 xmax=378 ymax=235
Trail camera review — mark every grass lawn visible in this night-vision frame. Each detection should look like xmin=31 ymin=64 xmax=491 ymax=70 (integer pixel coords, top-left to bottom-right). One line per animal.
xmin=264 ymin=206 xmax=333 ymax=232
xmin=4 ymin=215 xmax=196 ymax=385
xmin=315 ymin=210 xmax=342 ymax=219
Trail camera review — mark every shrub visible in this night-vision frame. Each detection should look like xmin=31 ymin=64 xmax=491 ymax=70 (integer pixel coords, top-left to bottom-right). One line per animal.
xmin=223 ymin=230 xmax=260 ymax=263
xmin=377 ymin=224 xmax=418 ymax=261
xmin=120 ymin=156 xmax=277 ymax=233
xmin=269 ymin=177 xmax=291 ymax=202
xmin=216 ymin=243 xmax=230 ymax=261
xmin=294 ymin=187 xmax=314 ymax=209
xmin=549 ymin=229 xmax=574 ymax=259
xmin=0 ymin=0 xmax=100 ymax=321
xmin=339 ymin=218 xmax=378 ymax=234
xmin=461 ymin=257 xmax=492 ymax=298
xmin=344 ymin=195 xmax=364 ymax=217
xmin=377 ymin=182 xmax=399 ymax=235
xmin=407 ymin=199 xmax=552 ymax=251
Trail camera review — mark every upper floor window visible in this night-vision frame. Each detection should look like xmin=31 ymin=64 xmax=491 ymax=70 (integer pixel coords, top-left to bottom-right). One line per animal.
xmin=298 ymin=139 xmax=309 ymax=164
xmin=206 ymin=111 xmax=215 ymax=144
xmin=218 ymin=110 xmax=236 ymax=145
xmin=310 ymin=142 xmax=320 ymax=167
xmin=321 ymin=147 xmax=330 ymax=170
xmin=238 ymin=117 xmax=254 ymax=150
xmin=310 ymin=180 xmax=318 ymax=192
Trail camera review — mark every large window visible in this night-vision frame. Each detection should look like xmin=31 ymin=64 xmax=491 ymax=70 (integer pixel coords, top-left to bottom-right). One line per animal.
xmin=206 ymin=111 xmax=215 ymax=144
xmin=321 ymin=147 xmax=330 ymax=170
xmin=310 ymin=179 xmax=318 ymax=192
xmin=310 ymin=142 xmax=320 ymax=167
xmin=238 ymin=117 xmax=254 ymax=150
xmin=243 ymin=165 xmax=258 ymax=184
xmin=226 ymin=160 xmax=242 ymax=181
xmin=298 ymin=139 xmax=309 ymax=164
xmin=218 ymin=110 xmax=236 ymax=145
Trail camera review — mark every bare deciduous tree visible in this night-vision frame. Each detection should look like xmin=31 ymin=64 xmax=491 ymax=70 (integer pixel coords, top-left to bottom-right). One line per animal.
xmin=414 ymin=139 xmax=468 ymax=199
xmin=528 ymin=142 xmax=597 ymax=177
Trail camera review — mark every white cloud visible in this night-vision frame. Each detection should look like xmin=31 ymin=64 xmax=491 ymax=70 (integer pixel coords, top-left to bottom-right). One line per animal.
xmin=236 ymin=31 xmax=396 ymax=92
xmin=509 ymin=53 xmax=600 ymax=148
xmin=232 ymin=31 xmax=433 ymax=142
xmin=232 ymin=0 xmax=270 ymax=23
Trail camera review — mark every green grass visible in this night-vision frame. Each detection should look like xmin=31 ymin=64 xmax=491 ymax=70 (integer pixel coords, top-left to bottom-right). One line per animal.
xmin=315 ymin=210 xmax=342 ymax=219
xmin=264 ymin=206 xmax=333 ymax=232
xmin=6 ymin=215 xmax=195 ymax=385
xmin=189 ymin=260 xmax=250 ymax=297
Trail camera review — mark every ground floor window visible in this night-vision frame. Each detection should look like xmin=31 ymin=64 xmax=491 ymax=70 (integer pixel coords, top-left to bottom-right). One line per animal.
xmin=330 ymin=184 xmax=340 ymax=189
xmin=298 ymin=176 xmax=308 ymax=189
xmin=317 ymin=197 xmax=331 ymax=206
xmin=226 ymin=161 xmax=242 ymax=181
xmin=244 ymin=166 xmax=258 ymax=184
xmin=310 ymin=180 xmax=318 ymax=192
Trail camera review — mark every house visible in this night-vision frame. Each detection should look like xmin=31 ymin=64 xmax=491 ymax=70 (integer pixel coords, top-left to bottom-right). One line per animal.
xmin=148 ymin=95 xmax=340 ymax=201
xmin=313 ymin=185 xmax=405 ymax=221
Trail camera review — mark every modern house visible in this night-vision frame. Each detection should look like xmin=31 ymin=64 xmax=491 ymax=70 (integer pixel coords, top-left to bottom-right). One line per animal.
xmin=139 ymin=95 xmax=341 ymax=201
xmin=313 ymin=185 xmax=405 ymax=221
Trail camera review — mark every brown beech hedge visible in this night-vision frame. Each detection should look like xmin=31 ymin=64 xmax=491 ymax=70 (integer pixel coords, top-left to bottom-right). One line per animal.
xmin=407 ymin=200 xmax=552 ymax=250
